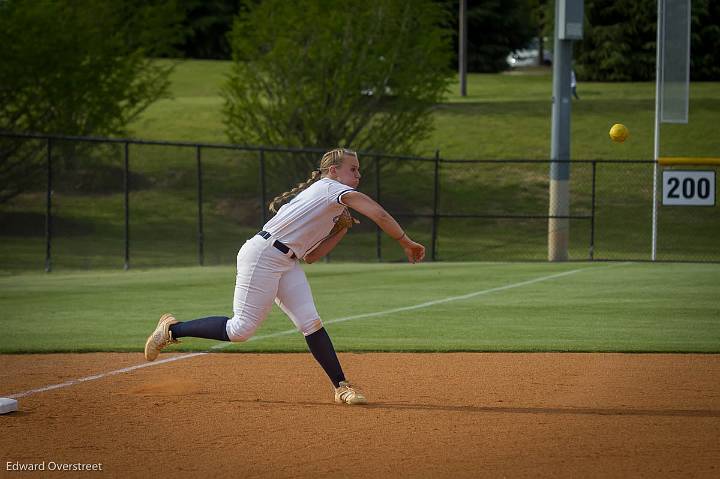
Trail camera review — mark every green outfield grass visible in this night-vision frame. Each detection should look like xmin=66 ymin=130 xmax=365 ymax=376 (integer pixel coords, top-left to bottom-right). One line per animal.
xmin=1 ymin=262 xmax=719 ymax=353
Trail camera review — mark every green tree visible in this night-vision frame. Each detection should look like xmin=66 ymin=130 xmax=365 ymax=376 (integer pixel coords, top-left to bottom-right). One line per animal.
xmin=442 ymin=0 xmax=536 ymax=73
xmin=464 ymin=0 xmax=537 ymax=72
xmin=0 ymin=0 xmax=184 ymax=203
xmin=528 ymin=0 xmax=552 ymax=66
xmin=574 ymin=0 xmax=719 ymax=81
xmin=574 ymin=0 xmax=656 ymax=81
xmin=691 ymin=0 xmax=720 ymax=80
xmin=173 ymin=0 xmax=240 ymax=59
xmin=222 ymin=0 xmax=453 ymax=158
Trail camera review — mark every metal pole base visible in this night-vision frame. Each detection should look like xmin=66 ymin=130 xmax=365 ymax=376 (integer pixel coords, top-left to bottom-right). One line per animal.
xmin=548 ymin=179 xmax=570 ymax=261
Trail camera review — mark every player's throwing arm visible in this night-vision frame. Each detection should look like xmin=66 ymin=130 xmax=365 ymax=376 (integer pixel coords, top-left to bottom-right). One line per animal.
xmin=342 ymin=192 xmax=425 ymax=263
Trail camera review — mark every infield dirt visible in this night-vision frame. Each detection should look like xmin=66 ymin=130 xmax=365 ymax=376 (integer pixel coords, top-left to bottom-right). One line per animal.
xmin=1 ymin=353 xmax=719 ymax=478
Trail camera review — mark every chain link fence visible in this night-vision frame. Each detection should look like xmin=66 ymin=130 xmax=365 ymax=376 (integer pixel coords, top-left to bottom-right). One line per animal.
xmin=1 ymin=132 xmax=718 ymax=271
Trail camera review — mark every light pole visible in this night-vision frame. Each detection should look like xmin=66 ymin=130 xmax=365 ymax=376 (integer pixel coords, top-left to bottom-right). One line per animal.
xmin=548 ymin=0 xmax=583 ymax=261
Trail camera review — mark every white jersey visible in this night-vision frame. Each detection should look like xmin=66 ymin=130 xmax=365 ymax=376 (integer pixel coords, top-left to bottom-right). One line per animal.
xmin=262 ymin=178 xmax=355 ymax=258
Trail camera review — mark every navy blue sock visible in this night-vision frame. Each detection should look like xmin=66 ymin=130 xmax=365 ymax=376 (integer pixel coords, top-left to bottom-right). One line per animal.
xmin=305 ymin=327 xmax=345 ymax=387
xmin=169 ymin=316 xmax=230 ymax=341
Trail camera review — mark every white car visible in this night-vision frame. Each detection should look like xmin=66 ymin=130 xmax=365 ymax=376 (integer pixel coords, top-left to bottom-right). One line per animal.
xmin=506 ymin=39 xmax=552 ymax=67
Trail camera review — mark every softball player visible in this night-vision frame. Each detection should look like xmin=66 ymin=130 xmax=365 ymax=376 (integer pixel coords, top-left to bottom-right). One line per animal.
xmin=144 ymin=148 xmax=425 ymax=405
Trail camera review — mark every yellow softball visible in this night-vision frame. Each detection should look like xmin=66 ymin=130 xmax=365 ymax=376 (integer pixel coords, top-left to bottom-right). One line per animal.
xmin=609 ymin=123 xmax=629 ymax=143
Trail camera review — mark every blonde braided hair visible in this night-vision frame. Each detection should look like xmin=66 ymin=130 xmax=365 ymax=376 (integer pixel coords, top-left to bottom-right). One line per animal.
xmin=268 ymin=148 xmax=357 ymax=214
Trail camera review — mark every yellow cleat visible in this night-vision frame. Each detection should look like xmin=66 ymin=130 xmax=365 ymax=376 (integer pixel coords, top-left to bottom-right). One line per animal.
xmin=334 ymin=381 xmax=367 ymax=405
xmin=144 ymin=313 xmax=180 ymax=361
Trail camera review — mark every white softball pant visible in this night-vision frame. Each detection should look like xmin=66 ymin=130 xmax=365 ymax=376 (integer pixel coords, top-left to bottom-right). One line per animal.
xmin=225 ymin=234 xmax=323 ymax=342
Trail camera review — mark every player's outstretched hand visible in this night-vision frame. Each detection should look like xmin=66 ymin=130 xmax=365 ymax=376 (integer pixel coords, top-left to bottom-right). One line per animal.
xmin=398 ymin=235 xmax=425 ymax=263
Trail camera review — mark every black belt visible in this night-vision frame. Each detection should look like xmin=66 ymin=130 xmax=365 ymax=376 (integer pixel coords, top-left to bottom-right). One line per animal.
xmin=257 ymin=231 xmax=296 ymax=258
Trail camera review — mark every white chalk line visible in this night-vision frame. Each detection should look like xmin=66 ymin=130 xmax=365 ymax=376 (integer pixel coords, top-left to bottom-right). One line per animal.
xmin=5 ymin=264 xmax=619 ymax=400
xmin=6 ymin=353 xmax=208 ymax=399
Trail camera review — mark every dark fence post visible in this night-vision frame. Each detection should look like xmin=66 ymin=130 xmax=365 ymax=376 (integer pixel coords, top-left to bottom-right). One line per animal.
xmin=196 ymin=145 xmax=204 ymax=266
xmin=431 ymin=150 xmax=440 ymax=261
xmin=259 ymin=149 xmax=268 ymax=226
xmin=123 ymin=142 xmax=130 ymax=270
xmin=44 ymin=138 xmax=53 ymax=273
xmin=590 ymin=160 xmax=597 ymax=260
xmin=375 ymin=155 xmax=382 ymax=261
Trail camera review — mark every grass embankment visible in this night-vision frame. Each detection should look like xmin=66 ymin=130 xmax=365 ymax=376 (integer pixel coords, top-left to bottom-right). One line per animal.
xmin=133 ymin=60 xmax=720 ymax=161
xmin=1 ymin=60 xmax=719 ymax=271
